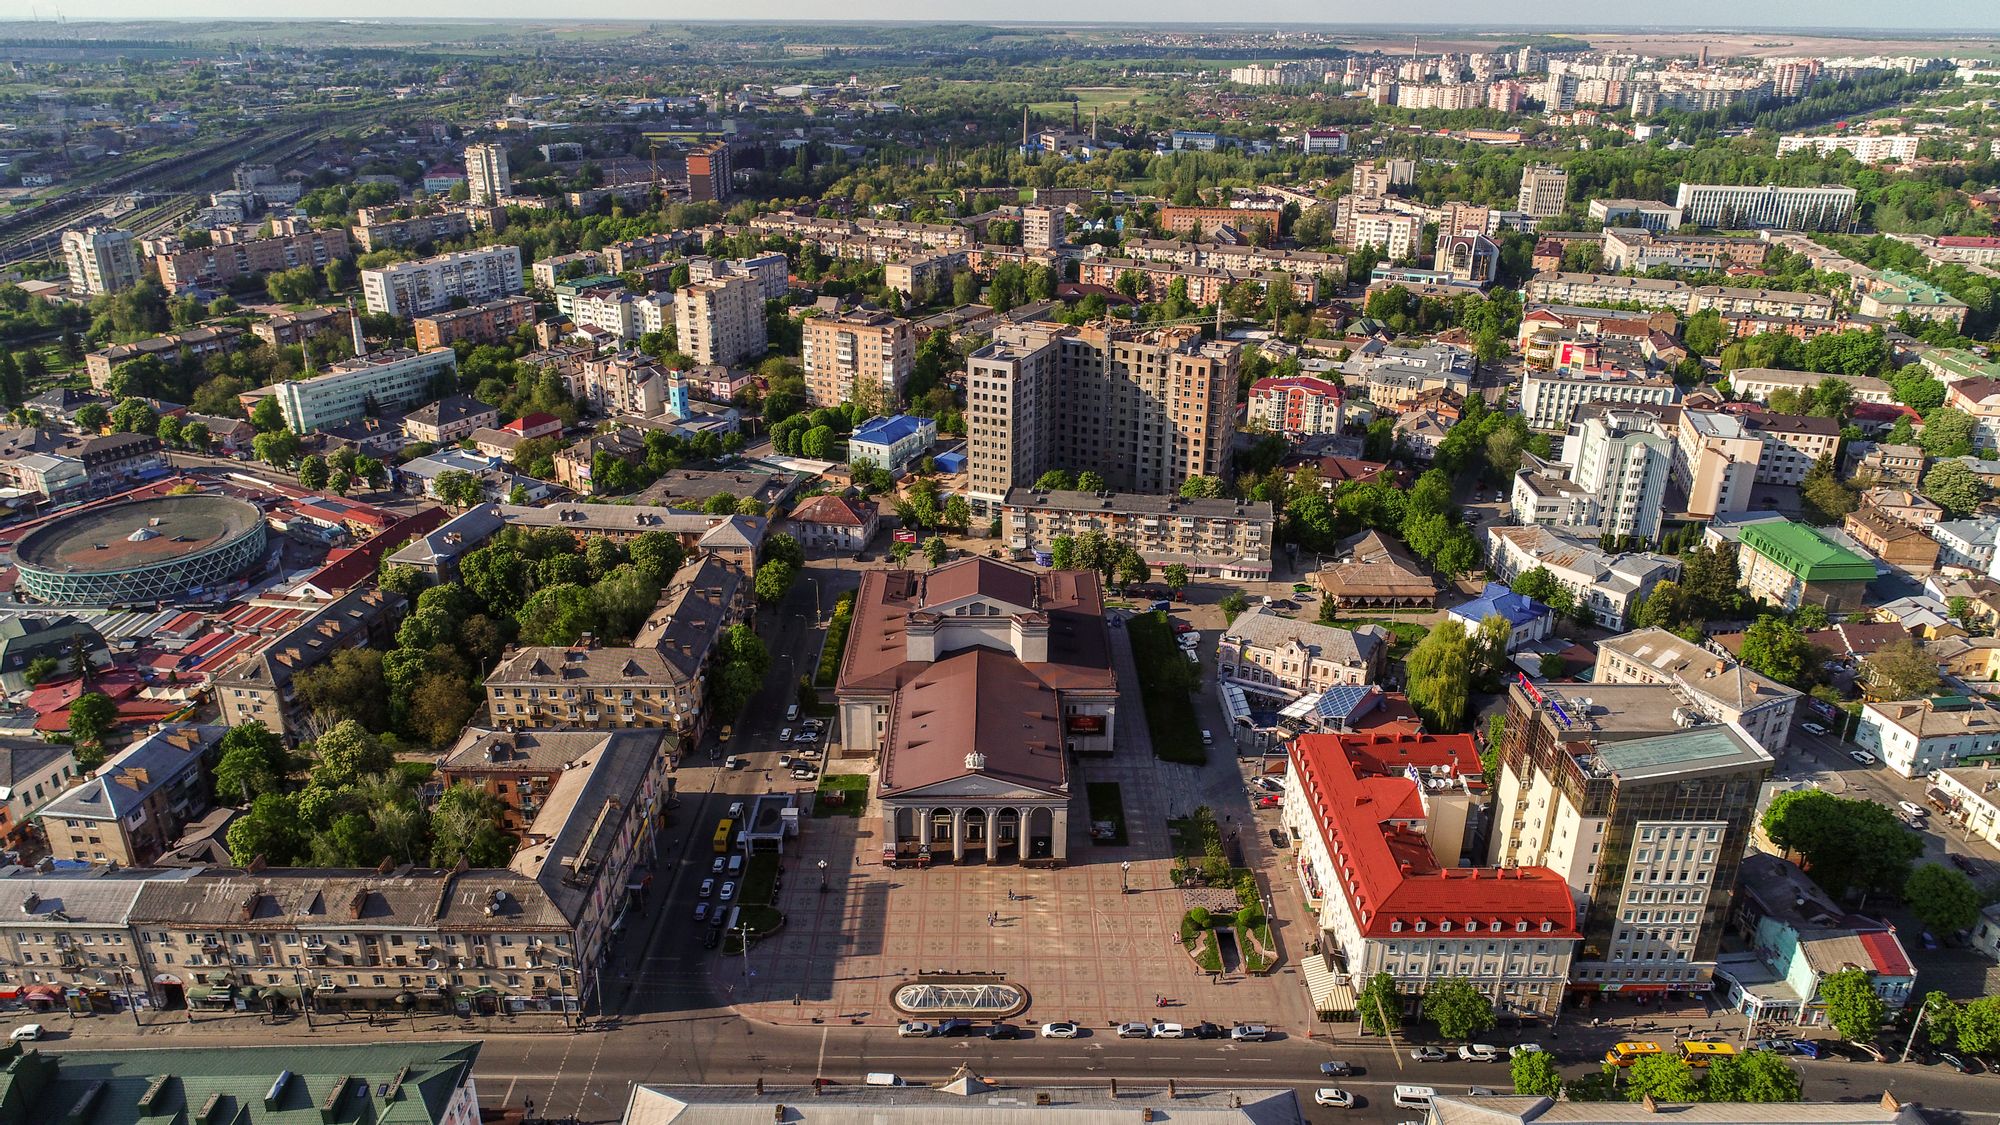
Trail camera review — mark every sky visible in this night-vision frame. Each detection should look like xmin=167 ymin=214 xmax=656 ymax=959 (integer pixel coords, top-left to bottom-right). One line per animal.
xmin=19 ymin=3 xmax=2000 ymax=32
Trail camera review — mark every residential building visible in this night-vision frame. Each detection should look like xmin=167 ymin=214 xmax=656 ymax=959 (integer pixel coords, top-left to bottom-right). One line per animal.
xmin=1600 ymin=228 xmax=1768 ymax=273
xmin=1392 ymin=410 xmax=1454 ymax=460
xmin=1587 ymin=198 xmax=1683 ymax=231
xmin=1846 ymin=442 xmax=1927 ymax=486
xmin=487 ymin=556 xmax=744 ymax=743
xmin=1448 ymin=582 xmax=1556 ymax=651
xmin=1857 ymin=270 xmax=1969 ymax=328
xmin=686 ymin=140 xmax=732 ymax=203
xmin=1346 ymin=340 xmax=1475 ymax=408
xmin=1517 ymin=163 xmax=1569 ymax=219
xmin=402 ymin=394 xmax=499 ymax=445
xmin=439 ymin=726 xmax=670 ymax=834
xmin=272 ymin=348 xmax=459 ymax=433
xmin=212 ymin=588 xmax=406 ymax=742
xmin=1075 ymin=258 xmax=1315 ymax=307
xmin=1158 ymin=205 xmax=1274 ymax=236
xmin=1673 ymin=183 xmax=1858 ymax=231
xmin=964 ymin=322 xmax=1239 ymax=514
xmin=361 ymin=246 xmax=525 ymax=317
xmin=1246 ymin=375 xmax=1344 ymax=435
xmin=1729 ymin=367 xmax=1894 ymax=405
xmin=802 ymin=308 xmax=914 ymax=411
xmin=0 ymin=736 xmax=79 ymax=844
xmin=1525 ymin=272 xmax=1690 ymax=312
xmin=1856 ymin=695 xmax=2000 ymax=778
xmin=1510 ymin=453 xmax=1601 ymax=534
xmin=465 ymin=141 xmax=511 ymax=205
xmin=0 ymin=867 xmax=182 ymax=1015
xmin=1283 ymin=730 xmax=1580 ymax=1019
xmin=1021 ymin=205 xmax=1065 ymax=250
xmin=1675 ymin=410 xmax=1764 ymax=519
xmin=569 ymin=352 xmax=668 ymax=419
xmin=73 ymin=432 xmax=168 ymax=491
xmin=1689 ymin=286 xmax=1837 ymax=322
xmin=835 ymin=559 xmax=1117 ymax=864
xmin=85 ymin=325 xmax=246 ymax=389
xmin=603 ymin=232 xmax=692 ymax=273
xmin=1945 ymin=377 xmax=2000 ymax=451
xmin=349 ymin=206 xmax=476 ymax=252
xmin=0 ymin=614 xmax=110 ymax=691
xmin=1487 ymin=525 xmax=1679 ymax=629
xmin=1344 ymin=209 xmax=1422 ymax=259
xmin=787 ymin=493 xmax=879 ymax=553
xmin=1860 ymin=487 xmax=1942 ymax=529
xmin=1492 ymin=681 xmax=1774 ymax=992
xmin=253 ymin=305 xmax=354 ymax=348
xmin=846 ymin=414 xmax=935 ymax=474
xmin=1749 ymin=412 xmax=1842 ymax=486
xmin=9 ymin=451 xmax=85 ymax=500
xmin=1001 ymin=488 xmax=1275 ymax=582
xmin=1520 ymin=366 xmax=1678 ymax=432
xmin=1553 ymin=405 xmax=1673 ymax=540
xmin=1937 ymin=517 xmax=2000 ymax=572
xmin=1845 ymin=506 xmax=1941 ymax=571
xmin=414 ymin=294 xmax=538 ymax=350
xmin=1595 ymin=627 xmax=1801 ymax=752
xmin=1737 ymin=520 xmax=1876 ymax=612
xmin=1719 ymin=850 xmax=1916 ymax=1028
xmin=1931 ymin=765 xmax=2000 ymax=851
xmin=1218 ymin=609 xmax=1388 ymax=705
xmin=154 ymin=228 xmax=350 ymax=291
xmin=675 ymin=273 xmax=766 ymax=367
xmin=384 ymin=502 xmax=765 ymax=583
xmin=61 ymin=226 xmax=142 ymax=296
xmin=1777 ymin=133 xmax=1920 ymax=164
xmin=34 ymin=724 xmax=222 ymax=866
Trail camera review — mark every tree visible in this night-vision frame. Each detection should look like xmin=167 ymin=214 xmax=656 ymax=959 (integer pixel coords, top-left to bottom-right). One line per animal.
xmin=518 ymin=583 xmax=602 ymax=646
xmin=252 ymin=430 xmax=301 ymax=468
xmin=1863 ymin=638 xmax=1941 ymax=700
xmin=1705 ymin=1050 xmax=1802 ymax=1102
xmin=74 ymin=402 xmax=109 ymax=432
xmin=1762 ymin=789 xmax=1922 ymax=900
xmin=297 ymin=454 xmax=330 ymax=490
xmin=294 ymin=647 xmax=389 ymax=734
xmin=1683 ymin=308 xmax=1726 ymax=356
xmin=227 ymin=793 xmax=305 ymax=867
xmin=1918 ymin=407 xmax=1977 ymax=458
xmin=1179 ymin=475 xmax=1224 ymax=499
xmin=1922 ymin=459 xmax=1986 ymax=519
xmin=1538 ymin=651 xmax=1567 ymax=678
xmin=406 ymin=672 xmax=476 ymax=748
xmin=943 ymin=494 xmax=972 ymax=533
xmin=67 ymin=691 xmax=118 ymax=767
xmin=1623 ymin=1054 xmax=1702 ymax=1103
xmin=755 ymin=559 xmax=798 ymax=603
xmin=214 ymin=721 xmax=290 ymax=802
xmin=1820 ymin=968 xmax=1888 ymax=1043
xmin=1077 ymin=470 xmax=1107 ymax=492
xmin=22 ymin=655 xmax=58 ymax=687
xmin=310 ymin=720 xmax=392 ymax=790
xmin=923 ymin=535 xmax=948 ymax=567
xmin=628 ymin=529 xmax=688 ymax=585
xmin=1421 ymin=977 xmax=1496 ymax=1040
xmin=1738 ymin=616 xmax=1814 ymax=687
xmin=1956 ymin=996 xmax=2000 ymax=1054
xmin=1406 ymin=618 xmax=1475 ymax=733
xmin=430 ymin=782 xmax=516 ymax=867
xmin=1356 ymin=972 xmax=1402 ymax=1038
xmin=1800 ymin=455 xmax=1857 ymax=525
xmin=1510 ymin=566 xmax=1559 ymax=605
xmin=1511 ymin=1050 xmax=1563 ymax=1096
xmin=1033 ymin=469 xmax=1076 ymax=491
xmin=1114 ymin=547 xmax=1151 ymax=590
xmin=1905 ymin=862 xmax=1982 ymax=934
xmin=1219 ymin=590 xmax=1248 ymax=622
xmin=1163 ymin=564 xmax=1191 ymax=593
xmin=1049 ymin=535 xmax=1076 ymax=571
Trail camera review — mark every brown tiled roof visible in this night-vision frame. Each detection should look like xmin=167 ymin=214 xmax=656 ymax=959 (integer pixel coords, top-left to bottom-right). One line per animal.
xmin=789 ymin=493 xmax=872 ymax=528
xmin=878 ymin=648 xmax=1068 ymax=797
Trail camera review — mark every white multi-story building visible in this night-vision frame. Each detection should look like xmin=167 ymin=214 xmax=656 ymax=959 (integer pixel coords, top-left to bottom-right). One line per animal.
xmin=1727 ymin=368 xmax=1895 ymax=405
xmin=1551 ymin=406 xmax=1674 ymax=541
xmin=1857 ymin=697 xmax=2000 ymax=779
xmin=1283 ymin=730 xmax=1580 ymax=1019
xmin=465 ymin=142 xmax=511 ymax=205
xmin=1520 ymin=366 xmax=1678 ymax=432
xmin=1517 ymin=163 xmax=1570 ymax=220
xmin=1346 ymin=209 xmax=1422 ymax=259
xmin=1524 ymin=272 xmax=1691 ymax=311
xmin=1246 ymin=375 xmax=1345 ymax=436
xmin=688 ymin=253 xmax=789 ymax=301
xmin=1776 ymin=134 xmax=1920 ymax=165
xmin=61 ymin=226 xmax=142 ymax=296
xmin=570 ymin=289 xmax=644 ymax=341
xmin=1595 ymin=628 xmax=1800 ymax=753
xmin=569 ymin=352 xmax=667 ymax=418
xmin=1217 ymin=609 xmax=1387 ymax=704
xmin=675 ymin=273 xmax=767 ymax=367
xmin=361 ymin=245 xmax=525 ymax=317
xmin=1673 ymin=183 xmax=1857 ymax=231
xmin=273 ymin=347 xmax=460 ymax=433
xmin=1487 ymin=525 xmax=1679 ymax=629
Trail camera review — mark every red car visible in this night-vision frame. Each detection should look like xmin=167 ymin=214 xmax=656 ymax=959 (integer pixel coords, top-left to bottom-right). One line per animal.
xmin=1171 ymin=620 xmax=1194 ymax=635
xmin=1256 ymin=795 xmax=1281 ymax=808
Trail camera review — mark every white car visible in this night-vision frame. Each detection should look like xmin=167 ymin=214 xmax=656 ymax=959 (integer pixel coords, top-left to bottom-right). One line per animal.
xmin=1899 ymin=801 xmax=1928 ymax=819
xmin=1151 ymin=1021 xmax=1187 ymax=1039
xmin=1410 ymin=1046 xmax=1449 ymax=1062
xmin=1185 ymin=648 xmax=1199 ymax=664
xmin=8 ymin=1024 xmax=41 ymax=1042
xmin=1179 ymin=631 xmax=1200 ymax=648
xmin=719 ymin=881 xmax=737 ymax=901
xmin=699 ymin=878 xmax=715 ymax=898
xmin=1459 ymin=1044 xmax=1500 ymax=1062
xmin=1509 ymin=1043 xmax=1543 ymax=1058
xmin=1849 ymin=749 xmax=1878 ymax=766
xmin=778 ymin=727 xmax=793 ymax=743
xmin=1801 ymin=721 xmax=1829 ymax=736
xmin=1313 ymin=1088 xmax=1355 ymax=1108
xmin=1040 ymin=1021 xmax=1081 ymax=1039
xmin=897 ymin=1020 xmax=936 ymax=1038
xmin=1116 ymin=1022 xmax=1152 ymax=1039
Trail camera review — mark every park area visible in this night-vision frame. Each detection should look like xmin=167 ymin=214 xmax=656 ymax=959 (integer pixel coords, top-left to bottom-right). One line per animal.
xmin=1126 ymin=610 xmax=1204 ymax=765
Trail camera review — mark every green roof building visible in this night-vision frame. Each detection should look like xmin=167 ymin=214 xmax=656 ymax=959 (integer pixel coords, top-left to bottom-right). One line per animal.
xmin=0 ymin=1040 xmax=480 ymax=1125
xmin=1918 ymin=346 xmax=2000 ymax=385
xmin=1737 ymin=520 xmax=1875 ymax=613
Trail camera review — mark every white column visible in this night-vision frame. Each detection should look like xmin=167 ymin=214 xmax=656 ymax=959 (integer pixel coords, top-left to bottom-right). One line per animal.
xmin=1051 ymin=803 xmax=1069 ymax=862
xmin=988 ymin=807 xmax=1001 ymax=864
xmin=951 ymin=808 xmax=965 ymax=863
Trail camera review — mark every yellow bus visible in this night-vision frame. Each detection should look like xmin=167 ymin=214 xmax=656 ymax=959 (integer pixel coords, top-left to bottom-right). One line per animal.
xmin=713 ymin=817 xmax=736 ymax=854
xmin=1680 ymin=1041 xmax=1738 ymax=1067
xmin=1604 ymin=1042 xmax=1663 ymax=1067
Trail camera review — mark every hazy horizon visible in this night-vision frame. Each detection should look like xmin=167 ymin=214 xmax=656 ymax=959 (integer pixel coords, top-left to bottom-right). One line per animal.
xmin=11 ymin=5 xmax=2000 ymax=34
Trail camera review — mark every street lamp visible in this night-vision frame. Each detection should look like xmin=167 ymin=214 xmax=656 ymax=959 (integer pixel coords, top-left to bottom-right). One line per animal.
xmin=1120 ymin=861 xmax=1132 ymax=894
xmin=817 ymin=858 xmax=828 ymax=893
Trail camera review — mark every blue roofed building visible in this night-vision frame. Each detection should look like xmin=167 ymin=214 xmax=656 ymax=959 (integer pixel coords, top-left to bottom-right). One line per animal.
xmin=1447 ymin=581 xmax=1556 ymax=651
xmin=847 ymin=413 xmax=937 ymax=474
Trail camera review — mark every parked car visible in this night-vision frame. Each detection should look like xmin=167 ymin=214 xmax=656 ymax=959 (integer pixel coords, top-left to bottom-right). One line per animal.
xmin=1899 ymin=801 xmax=1928 ymax=819
xmin=791 ymin=767 xmax=817 ymax=780
xmin=1801 ymin=721 xmax=1829 ymax=736
xmin=897 ymin=1021 xmax=936 ymax=1038
xmin=1753 ymin=1038 xmax=1793 ymax=1053
xmin=1170 ymin=618 xmax=1193 ymax=633
xmin=1185 ymin=649 xmax=1199 ymax=664
xmin=987 ymin=1023 xmax=1020 ymax=1040
xmin=1458 ymin=1044 xmax=1500 ymax=1062
xmin=1319 ymin=1061 xmax=1354 ymax=1077
xmin=1041 ymin=1022 xmax=1081 ymax=1039
xmin=719 ymin=881 xmax=737 ymax=901
xmin=1116 ymin=1022 xmax=1152 ymax=1039
xmin=1201 ymin=729 xmax=1214 ymax=746
xmin=1151 ymin=1022 xmax=1187 ymax=1039
xmin=701 ymin=928 xmax=720 ymax=949
xmin=1951 ymin=853 xmax=1980 ymax=874
xmin=1849 ymin=750 xmax=1878 ymax=766
xmin=1230 ymin=1024 xmax=1270 ymax=1042
xmin=1256 ymin=795 xmax=1281 ymax=809
xmin=1149 ymin=600 xmax=1173 ymax=612
xmin=711 ymin=857 xmax=726 ymax=875
xmin=1257 ymin=777 xmax=1284 ymax=793
xmin=1410 ymin=1047 xmax=1449 ymax=1062
xmin=693 ymin=902 xmax=710 ymax=922
xmin=1509 ymin=1044 xmax=1543 ymax=1058
xmin=1788 ymin=1040 xmax=1821 ymax=1059
xmin=1313 ymin=1088 xmax=1355 ymax=1108
xmin=1191 ymin=1022 xmax=1224 ymax=1039
xmin=1937 ymin=1051 xmax=1974 ymax=1073
xmin=778 ymin=727 xmax=793 ymax=743
xmin=726 ymin=755 xmax=748 ymax=770
xmin=8 ymin=1025 xmax=41 ymax=1042
xmin=699 ymin=878 xmax=715 ymax=898
xmin=1179 ymin=632 xmax=1200 ymax=649
xmin=938 ymin=1019 xmax=977 ymax=1037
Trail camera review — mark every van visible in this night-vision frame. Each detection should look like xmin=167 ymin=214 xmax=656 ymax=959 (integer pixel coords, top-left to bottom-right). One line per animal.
xmin=726 ymin=854 xmax=744 ymax=875
xmin=786 ymin=704 xmax=800 ymax=722
xmin=865 ymin=1073 xmax=906 ymax=1087
xmin=727 ymin=801 xmax=745 ymax=820
xmin=1393 ymin=1085 xmax=1436 ymax=1111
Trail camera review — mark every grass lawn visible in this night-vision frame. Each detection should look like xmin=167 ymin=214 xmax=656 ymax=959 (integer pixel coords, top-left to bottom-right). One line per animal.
xmin=814 ymin=772 xmax=869 ymax=818
xmin=1323 ymin=614 xmax=1432 ymax=660
xmin=1127 ymin=610 xmax=1205 ymax=765
xmin=1084 ymin=781 xmax=1127 ymax=846
xmin=721 ymin=903 xmax=785 ymax=954
xmin=740 ymin=851 xmax=781 ymax=906
xmin=1187 ymin=928 xmax=1222 ymax=973
xmin=814 ymin=592 xmax=856 ymax=689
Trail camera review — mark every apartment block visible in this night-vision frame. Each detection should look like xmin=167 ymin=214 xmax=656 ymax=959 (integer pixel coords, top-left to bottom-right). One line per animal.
xmin=35 ymin=724 xmax=222 ymax=866
xmin=62 ymin=226 xmax=142 ymax=296
xmin=1675 ymin=410 xmax=1764 ymax=519
xmin=86 ymin=325 xmax=246 ymax=389
xmin=1158 ymin=205 xmax=1276 ymax=236
xmin=1520 ymin=366 xmax=1678 ymax=431
xmin=1517 ymin=163 xmax=1569 ymax=219
xmin=1077 ymin=257 xmax=1315 ymax=307
xmin=802 ymin=308 xmax=914 ymax=411
xmin=1528 ymin=405 xmax=1674 ymax=541
xmin=965 ymin=322 xmax=1240 ymax=513
xmin=1021 ymin=205 xmax=1065 ymax=249
xmin=1487 ymin=525 xmax=1679 ymax=629
xmin=675 ymin=273 xmax=767 ymax=367
xmin=569 ymin=352 xmax=668 ymax=418
xmin=884 ymin=251 xmax=961 ymax=298
xmin=1857 ymin=697 xmax=2000 ymax=779
xmin=1673 ymin=183 xmax=1857 ymax=231
xmin=465 ymin=142 xmax=511 ymax=206
xmin=686 ymin=140 xmax=732 ymax=204
xmin=1844 ymin=506 xmax=1941 ymax=572
xmin=1492 ymin=681 xmax=1773 ymax=993
xmin=155 ymin=228 xmax=350 ymax=292
xmin=1778 ymin=133 xmax=1920 ymax=164
xmin=1729 ymin=367 xmax=1894 ymax=405
xmin=272 ymin=347 xmax=459 ymax=433
xmin=414 ymin=294 xmax=538 ymax=350
xmin=1525 ymin=272 xmax=1691 ymax=312
xmin=1246 ymin=375 xmax=1344 ymax=435
xmin=1749 ymin=412 xmax=1841 ymax=486
xmin=689 ymin=252 xmax=789 ymax=302
xmin=349 ymin=207 xmax=475 ymax=252
xmin=1001 ymin=487 xmax=1273 ymax=581
xmin=361 ymin=245 xmax=525 ymax=317
xmin=1343 ymin=209 xmax=1422 ymax=259
xmin=1688 ymin=285 xmax=1835 ymax=321
xmin=1600 ymin=228 xmax=1768 ymax=273
xmin=603 ymin=232 xmax=692 ymax=274
xmin=253 ymin=305 xmax=353 ymax=348
xmin=403 ymin=393 xmax=499 ymax=445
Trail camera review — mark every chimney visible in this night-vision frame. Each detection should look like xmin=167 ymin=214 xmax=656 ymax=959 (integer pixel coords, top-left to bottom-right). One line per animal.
xmin=1881 ymin=1092 xmax=1903 ymax=1112
xmin=347 ymin=889 xmax=368 ymax=919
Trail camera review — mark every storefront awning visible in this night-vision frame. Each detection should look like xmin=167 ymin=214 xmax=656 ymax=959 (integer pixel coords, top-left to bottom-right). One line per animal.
xmin=21 ymin=985 xmax=59 ymax=1001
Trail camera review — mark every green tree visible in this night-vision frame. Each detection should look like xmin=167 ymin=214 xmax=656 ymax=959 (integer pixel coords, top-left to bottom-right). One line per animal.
xmin=1705 ymin=1050 xmax=1803 ymax=1102
xmin=22 ymin=655 xmax=58 ymax=687
xmin=249 ymin=396 xmax=286 ymax=433
xmin=755 ymin=559 xmax=798 ymax=603
xmin=213 ymin=721 xmax=290 ymax=802
xmin=518 ymin=583 xmax=602 ymax=646
xmin=923 ymin=535 xmax=948 ymax=567
xmin=1179 ymin=475 xmax=1224 ymax=499
xmin=74 ymin=402 xmax=110 ymax=431
xmin=1163 ymin=564 xmax=1191 ymax=593
xmin=1955 ymin=996 xmax=2000 ymax=1054
xmin=593 ymin=565 xmax=662 ymax=642
xmin=1918 ymin=407 xmax=1977 ymax=458
xmin=430 ymin=783 xmax=516 ymax=867
xmin=1219 ymin=590 xmax=1248 ymax=622
xmin=1356 ymin=971 xmax=1402 ymax=1038
xmin=1683 ymin=308 xmax=1726 ymax=356
xmin=1820 ymin=968 xmax=1888 ymax=1044
xmin=943 ymin=494 xmax=972 ymax=533
xmin=310 ymin=720 xmax=392 ymax=789
xmin=1800 ymin=455 xmax=1857 ymax=525
xmin=226 ymin=793 xmax=305 ymax=866
xmin=297 ymin=454 xmax=330 ymax=490
xmin=1623 ymin=1054 xmax=1702 ymax=1103
xmin=1077 ymin=470 xmax=1107 ymax=492
xmin=628 ymin=529 xmax=688 ymax=585
xmin=294 ymin=647 xmax=389 ymax=734
xmin=1049 ymin=535 xmax=1076 ymax=570
xmin=1511 ymin=1050 xmax=1563 ymax=1096
xmin=1864 ymin=638 xmax=1942 ymax=700
xmin=1033 ymin=469 xmax=1077 ymax=491
xmin=1406 ymin=618 xmax=1475 ymax=733
xmin=1420 ymin=977 xmax=1496 ymax=1040
xmin=66 ymin=691 xmax=118 ymax=767
xmin=1738 ymin=616 xmax=1814 ymax=687
xmin=1762 ymin=789 xmax=1922 ymax=900
xmin=252 ymin=429 xmax=301 ymax=468
xmin=1905 ymin=861 xmax=1982 ymax=934
xmin=1922 ymin=459 xmax=1986 ymax=519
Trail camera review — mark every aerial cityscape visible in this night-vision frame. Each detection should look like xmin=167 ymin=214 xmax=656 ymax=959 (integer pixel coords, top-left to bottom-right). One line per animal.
xmin=2 ymin=14 xmax=2000 ymax=1125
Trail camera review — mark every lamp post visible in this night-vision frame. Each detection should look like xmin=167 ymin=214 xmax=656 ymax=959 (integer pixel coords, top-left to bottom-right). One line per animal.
xmin=817 ymin=859 xmax=828 ymax=893
xmin=1120 ymin=861 xmax=1132 ymax=894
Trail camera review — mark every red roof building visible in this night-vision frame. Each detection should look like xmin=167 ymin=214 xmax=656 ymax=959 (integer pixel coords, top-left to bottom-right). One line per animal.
xmin=1284 ymin=730 xmax=1579 ymax=1017
xmin=1246 ymin=375 xmax=1345 ymax=436
xmin=502 ymin=412 xmax=564 ymax=440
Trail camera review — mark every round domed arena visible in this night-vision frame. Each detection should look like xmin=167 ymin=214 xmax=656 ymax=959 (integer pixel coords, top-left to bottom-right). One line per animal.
xmin=13 ymin=494 xmax=267 ymax=605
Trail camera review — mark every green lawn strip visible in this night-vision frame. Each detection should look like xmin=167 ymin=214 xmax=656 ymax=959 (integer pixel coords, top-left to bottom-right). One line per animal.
xmin=813 ymin=772 xmax=868 ymax=818
xmin=814 ymin=592 xmax=856 ymax=688
xmin=1127 ymin=610 xmax=1204 ymax=765
xmin=740 ymin=851 xmax=781 ymax=906
xmin=1084 ymin=781 xmax=1127 ymax=845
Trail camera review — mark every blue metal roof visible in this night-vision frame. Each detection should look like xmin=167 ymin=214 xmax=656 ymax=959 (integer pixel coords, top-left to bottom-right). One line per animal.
xmin=850 ymin=414 xmax=928 ymax=447
xmin=1452 ymin=581 xmax=1553 ymax=628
